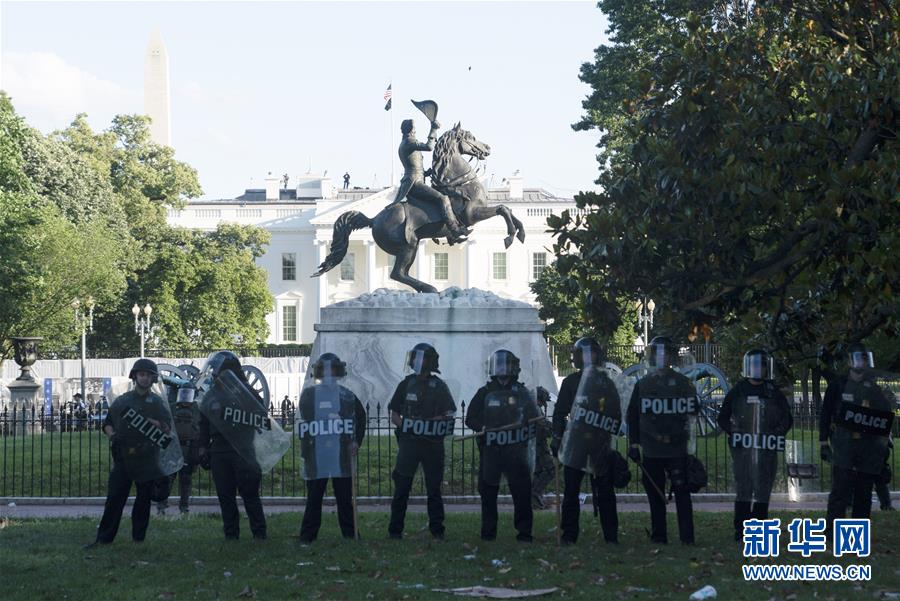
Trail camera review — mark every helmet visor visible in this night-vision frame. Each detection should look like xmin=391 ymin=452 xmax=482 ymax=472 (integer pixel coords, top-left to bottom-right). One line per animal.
xmin=406 ymin=349 xmax=426 ymax=375
xmin=647 ymin=344 xmax=674 ymax=369
xmin=848 ymin=350 xmax=874 ymax=370
xmin=176 ymin=387 xmax=196 ymax=405
xmin=488 ymin=352 xmax=513 ymax=377
xmin=742 ymin=354 xmax=774 ymax=380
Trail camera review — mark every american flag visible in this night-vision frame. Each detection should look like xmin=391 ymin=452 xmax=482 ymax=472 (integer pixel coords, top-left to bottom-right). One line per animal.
xmin=384 ymin=84 xmax=392 ymax=111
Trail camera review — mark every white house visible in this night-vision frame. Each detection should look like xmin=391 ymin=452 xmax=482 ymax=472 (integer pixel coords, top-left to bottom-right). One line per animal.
xmin=167 ymin=173 xmax=580 ymax=344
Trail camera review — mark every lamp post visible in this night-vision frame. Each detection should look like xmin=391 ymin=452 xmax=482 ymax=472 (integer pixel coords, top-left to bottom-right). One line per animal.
xmin=72 ymin=297 xmax=94 ymax=405
xmin=638 ymin=298 xmax=655 ymax=346
xmin=132 ymin=302 xmax=152 ymax=358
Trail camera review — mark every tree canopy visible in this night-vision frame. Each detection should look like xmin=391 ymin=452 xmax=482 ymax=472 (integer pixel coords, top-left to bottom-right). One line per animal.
xmin=0 ymin=94 xmax=273 ymax=360
xmin=552 ymin=0 xmax=899 ymax=374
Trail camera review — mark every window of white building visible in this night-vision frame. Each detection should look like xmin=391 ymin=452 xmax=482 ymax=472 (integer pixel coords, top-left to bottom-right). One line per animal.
xmin=282 ymin=253 xmax=296 ymax=281
xmin=434 ymin=253 xmax=449 ymax=280
xmin=532 ymin=252 xmax=547 ymax=280
xmin=492 ymin=252 xmax=507 ymax=280
xmin=282 ymin=305 xmax=297 ymax=342
xmin=340 ymin=253 xmax=355 ymax=281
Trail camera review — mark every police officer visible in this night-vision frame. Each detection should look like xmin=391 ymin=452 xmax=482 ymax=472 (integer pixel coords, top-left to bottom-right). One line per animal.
xmin=388 ymin=343 xmax=456 ymax=540
xmin=197 ymin=352 xmax=270 ymax=540
xmin=552 ymin=337 xmax=621 ymax=545
xmin=159 ymin=383 xmax=200 ymax=515
xmin=821 ymin=343 xmax=895 ymax=526
xmin=531 ymin=392 xmax=555 ymax=510
xmin=86 ymin=359 xmax=180 ymax=547
xmin=626 ymin=336 xmax=699 ymax=545
xmin=298 ymin=353 xmax=367 ymax=543
xmin=465 ymin=349 xmax=540 ymax=542
xmin=717 ymin=349 xmax=792 ymax=541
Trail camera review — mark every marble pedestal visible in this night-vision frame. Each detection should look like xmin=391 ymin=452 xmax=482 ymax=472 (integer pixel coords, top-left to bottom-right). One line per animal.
xmin=309 ymin=288 xmax=558 ymax=411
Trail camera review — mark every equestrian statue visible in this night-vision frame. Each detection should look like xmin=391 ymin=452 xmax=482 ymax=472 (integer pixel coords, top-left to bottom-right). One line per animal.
xmin=312 ymin=100 xmax=525 ymax=293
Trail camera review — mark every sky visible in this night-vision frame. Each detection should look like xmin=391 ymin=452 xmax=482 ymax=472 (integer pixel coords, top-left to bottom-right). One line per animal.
xmin=1 ymin=1 xmax=609 ymax=200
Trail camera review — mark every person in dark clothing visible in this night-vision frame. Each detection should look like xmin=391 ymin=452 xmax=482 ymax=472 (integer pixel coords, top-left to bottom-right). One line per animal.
xmin=531 ymin=393 xmax=555 ymax=510
xmin=465 ymin=349 xmax=541 ymax=543
xmin=552 ymin=337 xmax=621 ymax=545
xmin=297 ymin=353 xmax=367 ymax=543
xmin=626 ymin=336 xmax=700 ymax=545
xmin=197 ymin=352 xmax=274 ymax=540
xmin=716 ymin=349 xmax=793 ymax=541
xmin=343 ymin=172 xmax=351 ymax=190
xmin=820 ymin=343 xmax=894 ymax=529
xmin=387 ymin=343 xmax=456 ymax=539
xmin=86 ymin=359 xmax=179 ymax=548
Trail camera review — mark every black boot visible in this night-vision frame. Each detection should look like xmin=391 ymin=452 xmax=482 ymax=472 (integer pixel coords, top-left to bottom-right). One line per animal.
xmin=751 ymin=502 xmax=769 ymax=521
xmin=734 ymin=501 xmax=752 ymax=541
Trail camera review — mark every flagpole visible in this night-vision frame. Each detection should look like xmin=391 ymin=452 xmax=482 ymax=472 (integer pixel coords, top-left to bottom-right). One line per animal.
xmin=389 ymin=79 xmax=395 ymax=188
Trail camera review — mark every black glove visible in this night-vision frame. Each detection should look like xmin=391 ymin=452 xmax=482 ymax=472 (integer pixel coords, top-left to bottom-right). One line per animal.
xmin=627 ymin=446 xmax=642 ymax=464
xmin=199 ymin=448 xmax=211 ymax=471
xmin=820 ymin=444 xmax=832 ymax=463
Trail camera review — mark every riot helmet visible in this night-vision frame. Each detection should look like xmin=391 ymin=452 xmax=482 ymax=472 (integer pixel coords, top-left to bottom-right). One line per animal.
xmin=571 ymin=337 xmax=604 ymax=370
xmin=741 ymin=349 xmax=774 ymax=381
xmin=176 ymin=383 xmax=196 ymax=405
xmin=488 ymin=349 xmax=521 ymax=378
xmin=406 ymin=342 xmax=440 ymax=375
xmin=646 ymin=336 xmax=677 ymax=370
xmin=128 ymin=358 xmax=159 ymax=383
xmin=312 ymin=352 xmax=347 ymax=379
xmin=202 ymin=351 xmax=243 ymax=378
xmin=847 ymin=342 xmax=874 ymax=370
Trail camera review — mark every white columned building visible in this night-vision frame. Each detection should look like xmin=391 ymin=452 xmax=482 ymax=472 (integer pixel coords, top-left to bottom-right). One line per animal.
xmin=167 ymin=174 xmax=581 ymax=344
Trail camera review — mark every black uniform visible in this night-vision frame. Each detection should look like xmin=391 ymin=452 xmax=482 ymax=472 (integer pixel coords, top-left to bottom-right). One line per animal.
xmin=465 ymin=378 xmax=539 ymax=542
xmin=165 ymin=399 xmax=200 ymax=513
xmin=199 ymin=411 xmax=267 ymax=540
xmin=531 ymin=411 xmax=555 ymax=509
xmin=552 ymin=370 xmax=619 ymax=544
xmin=821 ymin=375 xmax=894 ymax=525
xmin=627 ymin=368 xmax=699 ymax=544
xmin=298 ymin=386 xmax=366 ymax=543
xmin=717 ymin=379 xmax=792 ymax=537
xmin=387 ymin=374 xmax=456 ymax=538
xmin=94 ymin=389 xmax=172 ymax=544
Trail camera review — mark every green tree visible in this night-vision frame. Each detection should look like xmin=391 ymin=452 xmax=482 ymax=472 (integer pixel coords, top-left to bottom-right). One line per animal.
xmin=553 ymin=1 xmax=899 ymax=375
xmin=0 ymin=94 xmax=127 ymax=361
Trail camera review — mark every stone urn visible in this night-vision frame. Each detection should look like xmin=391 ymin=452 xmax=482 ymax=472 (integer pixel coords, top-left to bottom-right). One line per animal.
xmin=11 ymin=336 xmax=42 ymax=382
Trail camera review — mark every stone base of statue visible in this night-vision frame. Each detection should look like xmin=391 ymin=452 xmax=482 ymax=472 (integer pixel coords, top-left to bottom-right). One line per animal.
xmin=308 ymin=288 xmax=558 ymax=410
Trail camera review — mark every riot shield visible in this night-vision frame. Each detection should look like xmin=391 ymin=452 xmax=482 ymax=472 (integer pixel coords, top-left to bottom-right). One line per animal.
xmin=559 ymin=365 xmax=623 ymax=474
xmin=110 ymin=393 xmax=184 ymax=483
xmin=197 ymin=369 xmax=291 ymax=472
xmin=832 ymin=371 xmax=896 ymax=475
xmin=728 ymin=386 xmax=787 ymax=502
xmin=296 ymin=379 xmax=357 ymax=480
xmin=635 ymin=370 xmax=700 ymax=458
xmin=480 ymin=385 xmax=540 ymax=486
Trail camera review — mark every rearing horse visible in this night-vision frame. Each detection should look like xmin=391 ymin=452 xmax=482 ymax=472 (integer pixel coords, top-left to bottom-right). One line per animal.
xmin=313 ymin=124 xmax=525 ymax=293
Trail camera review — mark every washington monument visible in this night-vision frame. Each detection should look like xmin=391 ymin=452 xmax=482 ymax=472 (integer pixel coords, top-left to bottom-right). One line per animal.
xmin=144 ymin=29 xmax=171 ymax=147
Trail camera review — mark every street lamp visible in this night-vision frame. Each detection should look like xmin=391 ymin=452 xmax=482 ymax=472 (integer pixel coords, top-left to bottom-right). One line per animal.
xmin=132 ymin=302 xmax=152 ymax=358
xmin=72 ymin=296 xmax=94 ymax=405
xmin=638 ymin=297 xmax=655 ymax=346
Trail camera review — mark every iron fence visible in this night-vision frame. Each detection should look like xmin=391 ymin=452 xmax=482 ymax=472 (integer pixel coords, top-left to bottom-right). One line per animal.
xmin=1 ymin=389 xmax=896 ymax=500
xmin=36 ymin=346 xmax=313 ymax=361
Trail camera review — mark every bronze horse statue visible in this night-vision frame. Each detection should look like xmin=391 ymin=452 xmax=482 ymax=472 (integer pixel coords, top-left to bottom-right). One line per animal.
xmin=312 ymin=124 xmax=525 ymax=293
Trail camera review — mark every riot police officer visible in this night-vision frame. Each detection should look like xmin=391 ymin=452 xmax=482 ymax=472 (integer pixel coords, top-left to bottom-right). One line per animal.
xmin=465 ymin=349 xmax=541 ymax=542
xmin=86 ymin=359 xmax=182 ymax=547
xmin=297 ymin=353 xmax=367 ymax=543
xmin=531 ymin=392 xmax=555 ymax=510
xmin=626 ymin=336 xmax=699 ymax=545
xmin=717 ymin=349 xmax=792 ymax=540
xmin=821 ymin=343 xmax=895 ymax=526
xmin=388 ymin=343 xmax=456 ymax=540
xmin=162 ymin=383 xmax=200 ymax=515
xmin=197 ymin=351 xmax=289 ymax=540
xmin=552 ymin=337 xmax=622 ymax=545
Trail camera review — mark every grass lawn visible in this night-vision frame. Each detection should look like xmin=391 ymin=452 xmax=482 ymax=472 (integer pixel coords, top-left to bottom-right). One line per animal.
xmin=1 ymin=511 xmax=898 ymax=600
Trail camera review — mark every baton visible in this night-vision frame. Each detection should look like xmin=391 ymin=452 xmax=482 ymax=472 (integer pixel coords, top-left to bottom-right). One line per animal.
xmin=453 ymin=416 xmax=543 ymax=442
xmin=351 ymin=452 xmax=360 ymax=540
xmin=554 ymin=455 xmax=562 ymax=546
xmin=636 ymin=459 xmax=669 ymax=506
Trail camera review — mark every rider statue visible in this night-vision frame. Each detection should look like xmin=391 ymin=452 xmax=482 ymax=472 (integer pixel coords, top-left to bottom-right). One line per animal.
xmin=389 ymin=103 xmax=469 ymax=244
